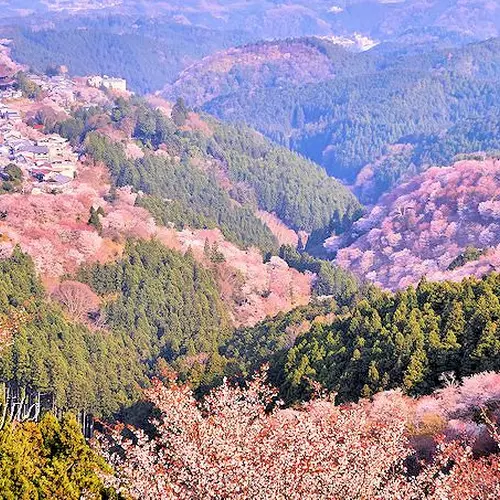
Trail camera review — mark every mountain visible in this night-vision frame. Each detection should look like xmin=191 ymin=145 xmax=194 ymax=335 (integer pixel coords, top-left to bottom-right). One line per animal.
xmin=3 ymin=5 xmax=500 ymax=498
xmin=332 ymin=157 xmax=500 ymax=290
xmin=5 ymin=1 xmax=499 ymax=42
xmin=0 ymin=63 xmax=327 ymax=420
xmin=72 ymin=98 xmax=361 ymax=247
xmin=2 ymin=0 xmax=499 ymax=96
xmin=164 ymin=38 xmax=351 ymax=108
xmin=169 ymin=36 xmax=500 ymax=200
xmin=5 ymin=18 xmax=251 ymax=94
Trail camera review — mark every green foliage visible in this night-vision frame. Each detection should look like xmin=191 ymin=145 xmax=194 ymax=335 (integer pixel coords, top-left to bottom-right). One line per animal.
xmin=51 ymin=106 xmax=108 ymax=145
xmin=171 ymin=97 xmax=188 ymax=127
xmin=209 ymin=121 xmax=362 ymax=233
xmin=0 ymin=164 xmax=23 ymax=197
xmin=132 ymin=102 xmax=178 ymax=149
xmin=203 ymin=38 xmax=500 ymax=195
xmin=204 ymin=239 xmax=226 ymax=264
xmin=0 ymin=242 xmax=234 ymax=414
xmin=280 ymin=273 xmax=500 ymax=403
xmin=447 ymin=247 xmax=486 ymax=271
xmin=4 ymin=164 xmax=23 ymax=183
xmin=0 ymin=413 xmax=117 ymax=500
xmin=222 ymin=302 xmax=335 ymax=381
xmin=0 ymin=248 xmax=144 ymax=417
xmin=15 ymin=71 xmax=41 ymax=99
xmin=136 ymin=195 xmax=212 ymax=232
xmin=78 ymin=239 xmax=231 ymax=388
xmin=278 ymin=244 xmax=364 ymax=305
xmin=0 ymin=247 xmax=43 ymax=309
xmin=87 ymin=206 xmax=104 ymax=234
xmin=10 ymin=21 xmax=250 ymax=94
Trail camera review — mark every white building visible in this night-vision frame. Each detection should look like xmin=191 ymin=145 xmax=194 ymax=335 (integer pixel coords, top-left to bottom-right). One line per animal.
xmin=87 ymin=75 xmax=127 ymax=91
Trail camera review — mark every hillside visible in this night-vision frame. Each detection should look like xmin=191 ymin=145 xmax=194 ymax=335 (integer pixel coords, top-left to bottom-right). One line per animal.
xmin=237 ymin=271 xmax=500 ymax=404
xmin=175 ymin=36 xmax=500 ymax=200
xmin=164 ymin=38 xmax=353 ymax=107
xmin=0 ymin=52 xmax=361 ymax=325
xmin=2 ymin=0 xmax=499 ymax=97
xmin=3 ymin=4 xmax=500 ymax=499
xmin=62 ymin=96 xmax=360 ymax=248
xmin=4 ymin=1 xmax=499 ymax=42
xmin=332 ymin=158 xmax=500 ymax=290
xmin=6 ymin=20 xmax=250 ymax=94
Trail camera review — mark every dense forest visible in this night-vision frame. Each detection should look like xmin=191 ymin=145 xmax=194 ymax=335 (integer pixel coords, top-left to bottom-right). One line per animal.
xmin=9 ymin=225 xmax=500 ymax=421
xmin=0 ymin=241 xmax=232 ymax=418
xmin=8 ymin=18 xmax=250 ymax=94
xmin=78 ymin=239 xmax=230 ymax=389
xmin=56 ymin=98 xmax=360 ymax=252
xmin=193 ymin=38 xmax=500 ymax=199
xmin=85 ymin=131 xmax=279 ymax=253
xmin=210 ymin=122 xmax=361 ymax=232
xmin=279 ymin=273 xmax=500 ymax=403
xmin=0 ymin=413 xmax=120 ymax=499
xmin=0 ymin=247 xmax=144 ymax=417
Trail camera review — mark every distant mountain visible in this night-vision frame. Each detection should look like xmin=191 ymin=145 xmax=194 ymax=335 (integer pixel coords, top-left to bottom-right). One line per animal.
xmin=164 ymin=38 xmax=356 ymax=108
xmin=169 ymin=37 xmax=500 ymax=200
xmin=4 ymin=0 xmax=499 ymax=96
xmin=5 ymin=18 xmax=251 ymax=94
xmin=9 ymin=1 xmax=499 ymax=42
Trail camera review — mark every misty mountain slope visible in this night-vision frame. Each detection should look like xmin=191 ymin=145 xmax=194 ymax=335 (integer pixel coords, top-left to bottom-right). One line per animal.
xmin=171 ymin=37 xmax=500 ymax=199
xmin=2 ymin=0 xmax=499 ymax=96
xmin=5 ymin=1 xmax=499 ymax=42
xmin=164 ymin=38 xmax=356 ymax=108
xmin=7 ymin=20 xmax=250 ymax=94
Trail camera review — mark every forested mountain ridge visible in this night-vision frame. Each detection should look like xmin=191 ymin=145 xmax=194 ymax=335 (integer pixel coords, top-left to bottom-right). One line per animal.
xmin=57 ymin=95 xmax=361 ymax=249
xmin=164 ymin=38 xmax=353 ymax=107
xmin=3 ymin=0 xmax=499 ymax=42
xmin=279 ymin=272 xmax=500 ymax=403
xmin=2 ymin=16 xmax=500 ymax=497
xmin=175 ymin=36 xmax=500 ymax=201
xmin=2 ymin=0 xmax=499 ymax=97
xmin=6 ymin=20 xmax=250 ymax=94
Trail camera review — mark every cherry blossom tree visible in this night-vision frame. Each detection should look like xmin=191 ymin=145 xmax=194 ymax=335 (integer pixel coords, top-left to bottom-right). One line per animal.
xmin=100 ymin=369 xmax=500 ymax=499
xmin=51 ymin=280 xmax=100 ymax=322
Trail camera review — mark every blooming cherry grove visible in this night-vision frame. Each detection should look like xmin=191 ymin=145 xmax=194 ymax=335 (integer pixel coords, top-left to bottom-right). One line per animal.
xmin=102 ymin=370 xmax=500 ymax=499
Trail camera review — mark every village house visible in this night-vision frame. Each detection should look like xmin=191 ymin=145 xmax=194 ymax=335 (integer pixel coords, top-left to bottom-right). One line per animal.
xmin=16 ymin=144 xmax=49 ymax=163
xmin=0 ymin=89 xmax=22 ymax=100
xmin=37 ymin=134 xmax=69 ymax=154
xmin=0 ymin=70 xmax=15 ymax=92
xmin=49 ymin=159 xmax=77 ymax=178
xmin=1 ymin=128 xmax=22 ymax=142
xmin=0 ymin=106 xmax=21 ymax=121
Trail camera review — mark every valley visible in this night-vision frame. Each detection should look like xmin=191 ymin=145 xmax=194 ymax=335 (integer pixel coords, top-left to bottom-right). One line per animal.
xmin=0 ymin=2 xmax=500 ymax=498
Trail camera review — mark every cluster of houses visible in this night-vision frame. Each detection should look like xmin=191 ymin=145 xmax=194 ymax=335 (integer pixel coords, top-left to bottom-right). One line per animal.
xmin=0 ymin=67 xmax=21 ymax=100
xmin=0 ymin=57 xmax=128 ymax=195
xmin=0 ymin=104 xmax=77 ymax=192
xmin=28 ymin=73 xmax=77 ymax=108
